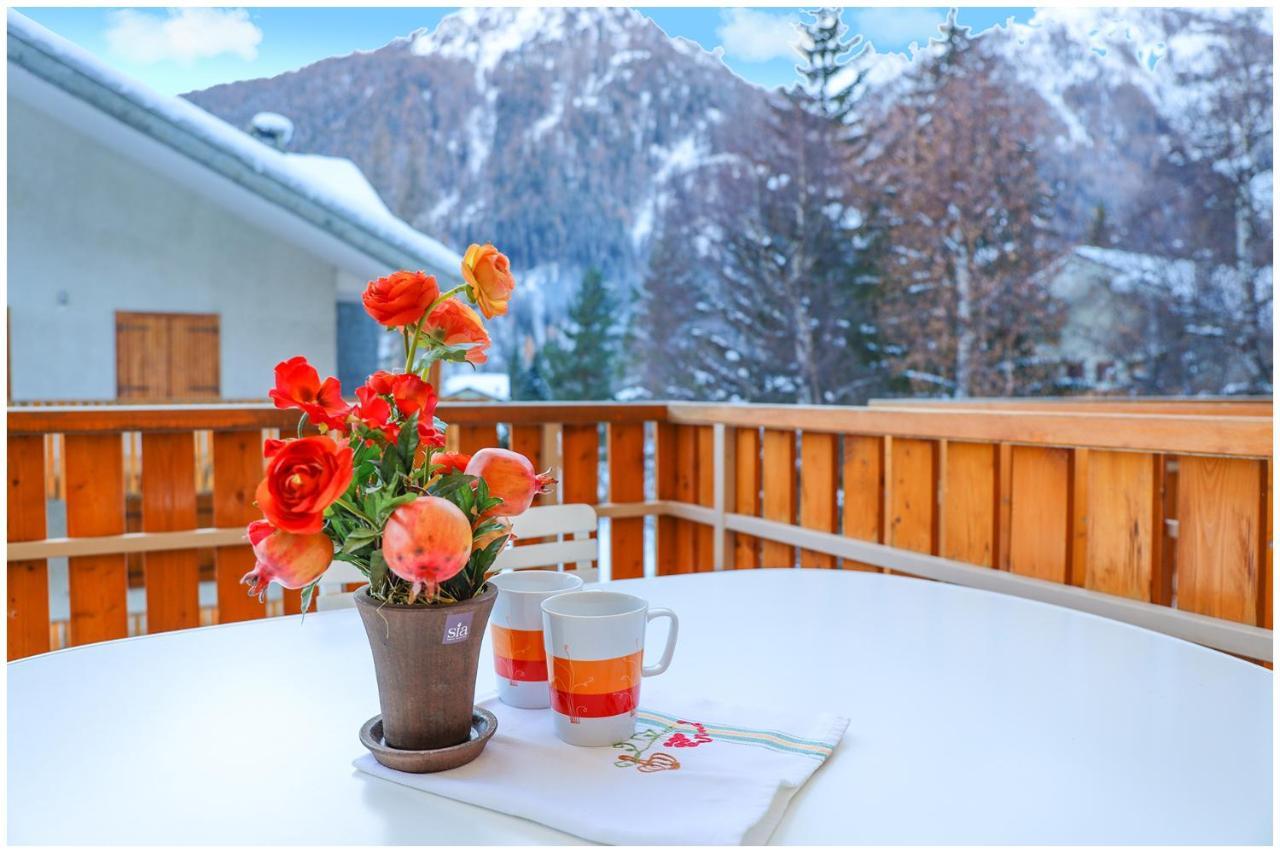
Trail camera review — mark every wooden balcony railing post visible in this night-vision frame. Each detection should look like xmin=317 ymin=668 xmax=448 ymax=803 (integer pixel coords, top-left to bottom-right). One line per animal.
xmin=212 ymin=430 xmax=266 ymax=623
xmin=64 ymin=434 xmax=128 ymax=645
xmin=711 ymin=423 xmax=735 ymax=571
xmin=760 ymin=429 xmax=797 ymax=568
xmin=841 ymin=435 xmax=883 ymax=572
xmin=140 ymin=432 xmax=201 ymax=632
xmin=8 ymin=434 xmax=50 ymax=659
xmin=732 ymin=427 xmax=761 ymax=569
xmin=607 ymin=422 xmax=645 ymax=580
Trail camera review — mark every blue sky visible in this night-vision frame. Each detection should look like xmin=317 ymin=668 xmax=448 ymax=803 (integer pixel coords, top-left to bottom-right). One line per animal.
xmin=17 ymin=7 xmax=1037 ymax=95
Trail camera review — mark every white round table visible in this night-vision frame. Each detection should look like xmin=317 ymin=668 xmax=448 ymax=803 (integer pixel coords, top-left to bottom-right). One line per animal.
xmin=7 ymin=570 xmax=1272 ymax=844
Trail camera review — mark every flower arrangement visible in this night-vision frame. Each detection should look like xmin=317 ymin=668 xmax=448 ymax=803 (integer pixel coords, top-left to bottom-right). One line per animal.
xmin=241 ymin=244 xmax=553 ymax=610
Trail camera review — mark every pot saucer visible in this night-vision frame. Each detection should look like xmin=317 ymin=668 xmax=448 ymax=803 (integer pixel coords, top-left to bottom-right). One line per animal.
xmin=359 ymin=707 xmax=497 ymax=773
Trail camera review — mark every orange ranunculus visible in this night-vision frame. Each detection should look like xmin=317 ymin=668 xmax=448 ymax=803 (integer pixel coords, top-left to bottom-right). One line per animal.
xmin=432 ymin=451 xmax=472 ymax=476
xmin=362 ymin=270 xmax=439 ymax=328
xmin=268 ymin=356 xmax=349 ymax=430
xmin=391 ymin=373 xmax=437 ymax=420
xmin=461 ymin=244 xmax=515 ymax=319
xmin=255 ymin=434 xmax=354 ymax=534
xmin=424 ymin=298 xmax=491 ymax=365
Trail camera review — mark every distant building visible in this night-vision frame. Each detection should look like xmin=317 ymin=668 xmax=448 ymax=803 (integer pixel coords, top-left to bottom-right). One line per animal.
xmin=6 ymin=11 xmax=459 ymax=402
xmin=1039 ymin=245 xmax=1196 ymax=391
xmin=442 ymin=371 xmax=511 ymax=402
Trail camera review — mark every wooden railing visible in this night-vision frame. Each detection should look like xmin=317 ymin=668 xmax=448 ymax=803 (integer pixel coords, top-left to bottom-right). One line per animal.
xmin=7 ymin=400 xmax=1273 ymax=664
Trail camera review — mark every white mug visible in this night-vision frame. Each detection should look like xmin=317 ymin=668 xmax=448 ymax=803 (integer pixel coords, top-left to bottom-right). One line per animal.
xmin=489 ymin=570 xmax=584 ymax=708
xmin=540 ymin=590 xmax=679 ymax=747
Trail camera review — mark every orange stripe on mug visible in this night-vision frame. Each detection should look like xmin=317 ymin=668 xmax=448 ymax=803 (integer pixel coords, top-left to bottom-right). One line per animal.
xmin=551 ymin=651 xmax=642 ymax=695
xmin=492 ymin=625 xmax=545 ymax=661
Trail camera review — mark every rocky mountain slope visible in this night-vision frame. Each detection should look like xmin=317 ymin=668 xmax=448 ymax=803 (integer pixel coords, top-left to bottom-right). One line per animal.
xmin=187 ymin=6 xmax=1271 ymax=333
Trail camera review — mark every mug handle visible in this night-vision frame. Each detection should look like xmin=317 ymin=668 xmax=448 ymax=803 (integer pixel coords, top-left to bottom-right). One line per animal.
xmin=642 ymin=607 xmax=679 ymax=677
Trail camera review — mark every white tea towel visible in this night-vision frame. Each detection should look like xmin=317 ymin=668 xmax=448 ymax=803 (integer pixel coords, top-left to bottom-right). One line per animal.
xmin=353 ymin=694 xmax=848 ymax=845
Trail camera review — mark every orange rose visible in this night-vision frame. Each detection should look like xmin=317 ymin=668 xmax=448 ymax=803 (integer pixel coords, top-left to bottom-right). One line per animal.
xmin=424 ymin=298 xmax=491 ymax=365
xmin=362 ymin=270 xmax=439 ymax=328
xmin=461 ymin=244 xmax=515 ymax=319
xmin=255 ymin=435 xmax=354 ymax=534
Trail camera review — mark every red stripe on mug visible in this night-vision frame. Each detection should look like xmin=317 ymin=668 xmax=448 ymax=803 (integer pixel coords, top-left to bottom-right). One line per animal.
xmin=550 ymin=685 xmax=640 ymax=718
xmin=494 ymin=655 xmax=548 ymax=682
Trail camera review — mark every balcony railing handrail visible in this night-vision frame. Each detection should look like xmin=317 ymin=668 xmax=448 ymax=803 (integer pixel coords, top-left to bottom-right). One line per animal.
xmin=8 ymin=401 xmax=1272 ymax=457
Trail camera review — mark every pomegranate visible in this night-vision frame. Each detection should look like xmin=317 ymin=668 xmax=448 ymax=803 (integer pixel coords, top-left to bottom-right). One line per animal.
xmin=241 ymin=520 xmax=333 ymax=600
xmin=464 ymin=448 xmax=556 ymax=518
xmin=382 ymin=496 xmax=473 ymax=600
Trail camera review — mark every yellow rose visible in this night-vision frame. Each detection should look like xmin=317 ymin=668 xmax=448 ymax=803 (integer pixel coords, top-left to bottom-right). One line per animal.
xmin=461 ymin=243 xmax=515 ymax=319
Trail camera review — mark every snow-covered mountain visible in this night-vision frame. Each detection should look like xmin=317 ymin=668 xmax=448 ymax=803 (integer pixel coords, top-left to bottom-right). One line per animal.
xmin=187 ymin=7 xmax=766 ymax=334
xmin=186 ymin=6 xmax=1271 ymax=328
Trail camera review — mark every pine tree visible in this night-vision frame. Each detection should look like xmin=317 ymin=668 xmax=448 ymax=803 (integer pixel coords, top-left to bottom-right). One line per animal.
xmin=874 ymin=11 xmax=1063 ymax=397
xmin=635 ymin=7 xmax=890 ymax=404
xmin=1087 ymin=204 xmax=1111 ymax=247
xmin=544 ymin=267 xmax=620 ymax=400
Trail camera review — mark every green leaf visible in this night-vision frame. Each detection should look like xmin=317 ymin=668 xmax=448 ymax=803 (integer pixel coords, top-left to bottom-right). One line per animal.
xmin=300 ymin=580 xmax=318 ymax=622
xmin=341 ymin=527 xmax=380 ymax=553
xmin=379 ymin=443 xmax=402 ymax=485
xmin=397 ymin=412 xmax=420 ymax=466
xmin=369 ymin=549 xmax=389 ymax=594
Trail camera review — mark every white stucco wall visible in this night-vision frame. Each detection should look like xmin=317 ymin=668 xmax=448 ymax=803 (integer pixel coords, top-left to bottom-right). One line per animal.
xmin=7 ymin=98 xmax=339 ymax=400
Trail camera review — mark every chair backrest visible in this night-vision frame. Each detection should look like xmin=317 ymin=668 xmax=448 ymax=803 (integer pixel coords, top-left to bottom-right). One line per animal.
xmin=312 ymin=503 xmax=601 ymax=611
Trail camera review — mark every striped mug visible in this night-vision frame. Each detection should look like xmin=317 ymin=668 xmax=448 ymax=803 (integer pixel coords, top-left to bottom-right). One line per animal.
xmin=489 ymin=570 xmax=584 ymax=708
xmin=540 ymin=590 xmax=679 ymax=747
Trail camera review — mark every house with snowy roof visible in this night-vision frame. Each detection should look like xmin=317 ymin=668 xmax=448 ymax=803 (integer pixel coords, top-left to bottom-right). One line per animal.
xmin=6 ymin=10 xmax=459 ymax=402
xmin=1039 ymin=245 xmax=1199 ymax=391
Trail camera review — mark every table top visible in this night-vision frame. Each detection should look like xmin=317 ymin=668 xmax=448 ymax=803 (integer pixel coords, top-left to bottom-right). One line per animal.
xmin=7 ymin=569 xmax=1272 ymax=844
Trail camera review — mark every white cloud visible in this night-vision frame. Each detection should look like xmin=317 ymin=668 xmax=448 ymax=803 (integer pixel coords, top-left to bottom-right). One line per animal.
xmin=847 ymin=8 xmax=950 ymax=50
xmin=105 ymin=8 xmax=262 ymax=65
xmin=716 ymin=8 xmax=803 ymax=63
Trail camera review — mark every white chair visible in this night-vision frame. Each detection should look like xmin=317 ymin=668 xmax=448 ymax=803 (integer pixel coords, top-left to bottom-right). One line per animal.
xmin=313 ymin=503 xmax=600 ymax=611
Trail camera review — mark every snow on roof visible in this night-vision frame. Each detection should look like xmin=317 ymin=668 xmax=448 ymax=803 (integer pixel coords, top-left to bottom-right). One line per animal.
xmin=7 ymin=10 xmax=460 ymax=279
xmin=281 ymin=154 xmax=391 ymax=218
xmin=1070 ymin=245 xmax=1197 ymax=300
xmin=442 ymin=372 xmax=511 ymax=401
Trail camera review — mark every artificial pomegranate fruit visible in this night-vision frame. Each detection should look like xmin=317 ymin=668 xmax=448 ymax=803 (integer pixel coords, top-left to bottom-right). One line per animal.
xmin=464 ymin=448 xmax=556 ymax=518
xmin=382 ymin=496 xmax=473 ymax=600
xmin=241 ymin=520 xmax=333 ymax=599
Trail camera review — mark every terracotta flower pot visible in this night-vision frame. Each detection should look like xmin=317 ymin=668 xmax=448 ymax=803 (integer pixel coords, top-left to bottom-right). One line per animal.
xmin=354 ymin=584 xmax=497 ymax=751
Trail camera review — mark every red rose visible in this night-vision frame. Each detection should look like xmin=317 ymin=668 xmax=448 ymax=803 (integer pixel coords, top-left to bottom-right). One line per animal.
xmin=391 ymin=373 xmax=438 ymax=420
xmin=362 ymin=271 xmax=439 ymax=328
xmin=268 ymin=356 xmax=350 ymax=431
xmin=351 ymin=384 xmax=396 ymax=443
xmin=366 ymin=370 xmax=396 ymax=396
xmin=255 ymin=435 xmax=354 ymax=534
xmin=432 ymin=451 xmax=472 ymax=476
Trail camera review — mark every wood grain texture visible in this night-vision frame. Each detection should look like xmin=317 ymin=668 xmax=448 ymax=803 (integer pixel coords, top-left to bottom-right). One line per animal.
xmin=760 ymin=429 xmax=797 ymax=567
xmin=695 ymin=426 xmax=715 ymax=572
xmin=1008 ymin=446 xmax=1070 ymax=583
xmin=64 ymin=434 xmax=128 ymax=645
xmin=655 ymin=422 xmax=678 ymax=575
xmin=941 ymin=441 xmax=996 ymax=567
xmin=1068 ymin=448 xmax=1090 ymax=588
xmin=561 ymin=425 xmax=600 ymax=570
xmin=212 ymin=430 xmax=266 ymax=623
xmin=672 ymin=425 xmax=698 ymax=573
xmin=841 ymin=435 xmax=883 ymax=571
xmin=889 ymin=438 xmax=937 ymax=555
xmin=8 ymin=434 xmax=49 ymax=660
xmin=995 ymin=443 xmax=1013 ymax=570
xmin=141 ymin=433 xmax=200 ymax=633
xmin=458 ymin=424 xmax=499 ymax=456
xmin=607 ymin=422 xmax=646 ymax=580
xmin=733 ymin=428 xmax=761 ymax=569
xmin=1176 ymin=456 xmax=1265 ymax=625
xmin=1084 ymin=450 xmax=1158 ymax=602
xmin=799 ymin=432 xmax=838 ymax=568
xmin=666 ymin=403 xmax=1272 ymax=458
